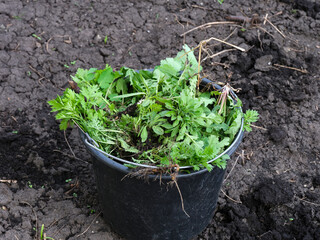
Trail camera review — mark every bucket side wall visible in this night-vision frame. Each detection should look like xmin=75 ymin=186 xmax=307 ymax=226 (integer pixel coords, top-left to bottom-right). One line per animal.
xmin=92 ymin=157 xmax=227 ymax=240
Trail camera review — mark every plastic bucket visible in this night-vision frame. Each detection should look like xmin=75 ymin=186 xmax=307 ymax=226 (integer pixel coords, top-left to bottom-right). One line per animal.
xmin=79 ymin=79 xmax=244 ymax=240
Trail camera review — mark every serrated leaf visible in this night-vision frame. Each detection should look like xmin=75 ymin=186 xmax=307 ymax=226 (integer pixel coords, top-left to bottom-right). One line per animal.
xmin=176 ymin=123 xmax=187 ymax=141
xmin=118 ymin=138 xmax=139 ymax=153
xmin=59 ymin=119 xmax=69 ymax=130
xmin=214 ymin=154 xmax=230 ymax=169
xmin=159 ymin=57 xmax=183 ymax=76
xmin=48 ymin=96 xmax=64 ymax=112
xmin=97 ymin=66 xmax=114 ymax=89
xmin=225 ymin=113 xmax=242 ymax=140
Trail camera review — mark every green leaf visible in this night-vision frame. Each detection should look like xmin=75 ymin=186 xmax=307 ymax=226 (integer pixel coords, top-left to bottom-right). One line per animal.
xmin=159 ymin=57 xmax=183 ymax=76
xmin=118 ymin=138 xmax=139 ymax=153
xmin=162 ymin=123 xmax=173 ymax=129
xmin=141 ymin=126 xmax=148 ymax=142
xmin=152 ymin=126 xmax=164 ymax=135
xmin=183 ymin=44 xmax=199 ymax=70
xmin=225 ymin=113 xmax=242 ymax=140
xmin=171 ymin=126 xmax=179 ymax=137
xmin=214 ymin=154 xmax=230 ymax=169
xmin=176 ymin=123 xmax=187 ymax=141
xmin=244 ymin=110 xmax=259 ymax=132
xmin=48 ymin=96 xmax=64 ymax=112
xmin=97 ymin=66 xmax=114 ymax=89
xmin=115 ymin=77 xmax=128 ymax=95
xmin=59 ymin=119 xmax=70 ymax=130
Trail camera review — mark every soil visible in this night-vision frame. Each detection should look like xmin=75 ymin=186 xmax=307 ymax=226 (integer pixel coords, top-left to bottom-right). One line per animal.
xmin=1 ymin=0 xmax=319 ymax=239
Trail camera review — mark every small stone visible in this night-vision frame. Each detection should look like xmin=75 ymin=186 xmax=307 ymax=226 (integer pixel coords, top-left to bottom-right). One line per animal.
xmin=27 ymin=151 xmax=44 ymax=170
xmin=254 ymin=55 xmax=273 ymax=71
xmin=0 ymin=184 xmax=13 ymax=205
xmin=95 ymin=34 xmax=102 ymax=41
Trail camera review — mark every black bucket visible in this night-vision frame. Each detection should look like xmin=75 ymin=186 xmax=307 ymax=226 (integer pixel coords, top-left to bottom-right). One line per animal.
xmin=79 ymin=79 xmax=244 ymax=240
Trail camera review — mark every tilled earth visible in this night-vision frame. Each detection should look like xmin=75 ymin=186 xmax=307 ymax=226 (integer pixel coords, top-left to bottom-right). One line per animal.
xmin=0 ymin=0 xmax=320 ymax=239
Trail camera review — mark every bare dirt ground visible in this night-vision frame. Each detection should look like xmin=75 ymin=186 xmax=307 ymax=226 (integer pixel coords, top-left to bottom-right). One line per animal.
xmin=0 ymin=0 xmax=320 ymax=239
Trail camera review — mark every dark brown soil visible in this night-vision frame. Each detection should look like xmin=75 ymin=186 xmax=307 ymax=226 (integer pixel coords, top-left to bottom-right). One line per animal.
xmin=1 ymin=0 xmax=319 ymax=239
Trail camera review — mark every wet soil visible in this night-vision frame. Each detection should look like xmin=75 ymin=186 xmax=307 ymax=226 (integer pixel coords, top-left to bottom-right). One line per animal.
xmin=0 ymin=0 xmax=320 ymax=239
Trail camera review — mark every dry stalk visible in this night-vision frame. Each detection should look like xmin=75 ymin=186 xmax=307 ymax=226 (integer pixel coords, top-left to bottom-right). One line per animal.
xmin=64 ymin=130 xmax=76 ymax=158
xmin=221 ymin=189 xmax=242 ymax=204
xmin=273 ymin=64 xmax=308 ymax=74
xmin=201 ymin=49 xmax=236 ymax=63
xmin=180 ymin=21 xmax=237 ymax=36
xmin=76 ymin=212 xmax=102 ymax=238
xmin=0 ymin=179 xmax=17 ymax=184
xmin=46 ymin=35 xmax=72 ymax=54
xmin=195 ymin=36 xmax=246 ymax=88
xmin=200 ymin=37 xmax=246 ymax=52
xmin=53 ymin=149 xmax=89 ymax=164
xmin=265 ymin=18 xmax=286 ymax=38
xmin=224 ymin=153 xmax=242 ymax=183
xmin=251 ymin=124 xmax=267 ymax=131
xmin=296 ymin=196 xmax=320 ymax=206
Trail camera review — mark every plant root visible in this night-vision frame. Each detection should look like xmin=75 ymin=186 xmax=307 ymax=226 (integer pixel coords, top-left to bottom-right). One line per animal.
xmin=169 ymin=164 xmax=190 ymax=218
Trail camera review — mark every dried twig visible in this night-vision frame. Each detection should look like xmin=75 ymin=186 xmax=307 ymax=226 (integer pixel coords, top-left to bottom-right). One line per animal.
xmin=224 ymin=153 xmax=242 ymax=183
xmin=172 ymin=177 xmax=190 ymax=218
xmin=225 ymin=14 xmax=261 ymax=25
xmin=29 ymin=65 xmax=45 ymax=85
xmin=265 ymin=18 xmax=286 ymax=38
xmin=64 ymin=178 xmax=79 ymax=195
xmin=174 ymin=14 xmax=184 ymax=29
xmin=14 ymin=43 xmax=20 ymax=51
xmin=76 ymin=212 xmax=102 ymax=238
xmin=53 ymin=149 xmax=88 ymax=164
xmin=64 ymin=130 xmax=76 ymax=158
xmin=191 ymin=4 xmax=208 ymax=10
xmin=46 ymin=35 xmax=72 ymax=54
xmin=201 ymin=37 xmax=246 ymax=52
xmin=0 ymin=179 xmax=17 ymax=184
xmin=221 ymin=189 xmax=242 ymax=204
xmin=251 ymin=124 xmax=267 ymax=131
xmin=201 ymin=28 xmax=238 ymax=62
xmin=46 ymin=36 xmax=54 ymax=53
xmin=201 ymin=49 xmax=236 ymax=62
xmin=11 ymin=116 xmax=18 ymax=122
xmin=258 ymin=230 xmax=272 ymax=239
xmin=273 ymin=64 xmax=308 ymax=74
xmin=255 ymin=25 xmax=275 ymax=39
xmin=296 ymin=197 xmax=320 ymax=206
xmin=180 ymin=21 xmax=236 ymax=36
xmin=263 ymin=13 xmax=269 ymax=25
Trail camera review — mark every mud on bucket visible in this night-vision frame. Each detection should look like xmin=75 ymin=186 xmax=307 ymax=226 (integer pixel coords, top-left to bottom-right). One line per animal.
xmin=79 ymin=79 xmax=244 ymax=240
